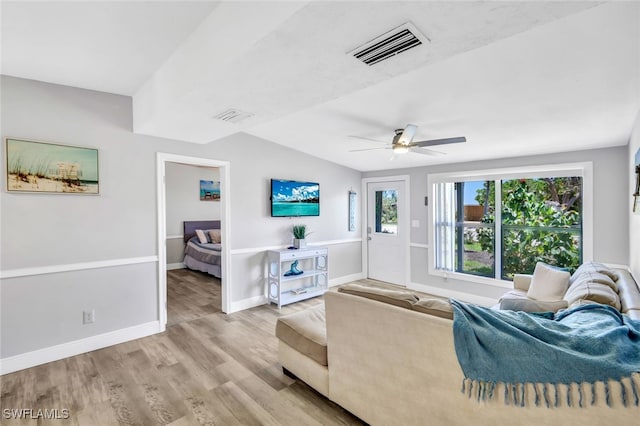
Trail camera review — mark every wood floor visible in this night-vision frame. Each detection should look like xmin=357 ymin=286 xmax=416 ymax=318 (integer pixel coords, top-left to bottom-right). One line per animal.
xmin=166 ymin=269 xmax=222 ymax=327
xmin=0 ymin=269 xmax=364 ymax=425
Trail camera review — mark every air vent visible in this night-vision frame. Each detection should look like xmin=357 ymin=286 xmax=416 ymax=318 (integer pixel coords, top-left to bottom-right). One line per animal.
xmin=349 ymin=22 xmax=429 ymax=66
xmin=213 ymin=108 xmax=254 ymax=124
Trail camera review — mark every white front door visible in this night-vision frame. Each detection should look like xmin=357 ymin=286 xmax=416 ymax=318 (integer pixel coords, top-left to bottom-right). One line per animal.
xmin=367 ymin=180 xmax=408 ymax=285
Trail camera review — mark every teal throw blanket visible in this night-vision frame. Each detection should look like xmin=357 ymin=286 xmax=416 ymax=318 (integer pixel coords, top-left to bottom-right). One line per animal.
xmin=451 ymin=300 xmax=640 ymax=407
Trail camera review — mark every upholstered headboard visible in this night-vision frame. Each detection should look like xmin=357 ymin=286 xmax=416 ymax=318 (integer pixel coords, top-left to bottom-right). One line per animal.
xmin=183 ymin=220 xmax=221 ymax=242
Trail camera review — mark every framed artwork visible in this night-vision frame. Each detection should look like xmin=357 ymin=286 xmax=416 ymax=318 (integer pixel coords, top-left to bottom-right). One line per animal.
xmin=348 ymin=190 xmax=357 ymax=231
xmin=5 ymin=138 xmax=99 ymax=194
xmin=200 ymin=180 xmax=220 ymax=201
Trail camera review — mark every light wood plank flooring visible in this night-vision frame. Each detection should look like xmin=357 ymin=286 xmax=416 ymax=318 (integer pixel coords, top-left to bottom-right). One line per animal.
xmin=167 ymin=269 xmax=221 ymax=327
xmin=0 ymin=270 xmax=364 ymax=425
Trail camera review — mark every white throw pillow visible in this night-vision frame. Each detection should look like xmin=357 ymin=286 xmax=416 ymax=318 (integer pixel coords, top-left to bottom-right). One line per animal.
xmin=526 ymin=262 xmax=570 ymax=301
xmin=195 ymin=229 xmax=208 ymax=244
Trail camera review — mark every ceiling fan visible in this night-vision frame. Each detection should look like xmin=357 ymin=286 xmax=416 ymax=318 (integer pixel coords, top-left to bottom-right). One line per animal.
xmin=349 ymin=124 xmax=466 ymax=155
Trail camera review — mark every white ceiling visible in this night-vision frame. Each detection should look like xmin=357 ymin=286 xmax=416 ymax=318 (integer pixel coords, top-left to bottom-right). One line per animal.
xmin=2 ymin=1 xmax=639 ymax=172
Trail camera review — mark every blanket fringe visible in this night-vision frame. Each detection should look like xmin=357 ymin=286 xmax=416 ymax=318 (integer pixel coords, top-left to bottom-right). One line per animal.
xmin=459 ymin=373 xmax=640 ymax=408
xmin=543 ymin=383 xmax=550 ymax=408
xmin=631 ymin=375 xmax=639 ymax=406
xmin=578 ymin=382 xmax=584 ymax=408
xmin=504 ymin=383 xmax=508 ymax=405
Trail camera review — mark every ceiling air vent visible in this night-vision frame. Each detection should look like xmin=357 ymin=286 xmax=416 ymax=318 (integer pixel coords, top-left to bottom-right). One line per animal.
xmin=213 ymin=108 xmax=254 ymax=124
xmin=349 ymin=22 xmax=429 ymax=66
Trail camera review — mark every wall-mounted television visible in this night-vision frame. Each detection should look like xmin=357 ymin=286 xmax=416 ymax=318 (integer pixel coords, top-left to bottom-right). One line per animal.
xmin=271 ymin=179 xmax=320 ymax=217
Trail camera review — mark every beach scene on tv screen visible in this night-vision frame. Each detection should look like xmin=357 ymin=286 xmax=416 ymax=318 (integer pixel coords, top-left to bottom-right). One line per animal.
xmin=272 ymin=180 xmax=319 ymax=216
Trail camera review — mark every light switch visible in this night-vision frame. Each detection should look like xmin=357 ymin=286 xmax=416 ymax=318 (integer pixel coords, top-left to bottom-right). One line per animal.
xmin=411 ymin=220 xmax=420 ymax=228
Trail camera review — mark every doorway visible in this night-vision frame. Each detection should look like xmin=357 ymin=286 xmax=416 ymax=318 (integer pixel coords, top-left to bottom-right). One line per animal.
xmin=363 ymin=176 xmax=410 ymax=286
xmin=156 ymin=153 xmax=231 ymax=332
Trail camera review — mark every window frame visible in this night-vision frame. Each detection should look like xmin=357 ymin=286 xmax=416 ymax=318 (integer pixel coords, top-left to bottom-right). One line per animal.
xmin=427 ymin=162 xmax=593 ymax=288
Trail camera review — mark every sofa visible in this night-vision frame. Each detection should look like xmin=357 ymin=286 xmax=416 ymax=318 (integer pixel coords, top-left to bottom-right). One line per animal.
xmin=275 ymin=263 xmax=640 ymax=425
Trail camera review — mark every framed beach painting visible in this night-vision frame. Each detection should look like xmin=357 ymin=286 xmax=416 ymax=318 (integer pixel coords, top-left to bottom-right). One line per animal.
xmin=200 ymin=180 xmax=220 ymax=201
xmin=5 ymin=138 xmax=99 ymax=194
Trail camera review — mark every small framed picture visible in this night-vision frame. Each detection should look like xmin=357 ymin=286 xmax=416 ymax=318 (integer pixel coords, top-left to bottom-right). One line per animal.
xmin=349 ymin=190 xmax=357 ymax=231
xmin=5 ymin=138 xmax=99 ymax=194
xmin=200 ymin=180 xmax=220 ymax=201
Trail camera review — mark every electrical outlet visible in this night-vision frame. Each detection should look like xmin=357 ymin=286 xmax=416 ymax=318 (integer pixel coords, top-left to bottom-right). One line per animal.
xmin=83 ymin=309 xmax=95 ymax=324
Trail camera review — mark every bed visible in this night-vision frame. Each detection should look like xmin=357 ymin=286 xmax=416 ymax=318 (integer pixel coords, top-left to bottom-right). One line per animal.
xmin=182 ymin=220 xmax=222 ymax=278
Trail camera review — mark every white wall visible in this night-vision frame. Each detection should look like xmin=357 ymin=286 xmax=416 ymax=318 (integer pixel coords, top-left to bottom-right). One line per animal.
xmin=364 ymin=146 xmax=630 ymax=301
xmin=0 ymin=76 xmax=362 ymax=370
xmin=630 ymin=110 xmax=640 ymax=280
xmin=198 ymin=132 xmax=363 ymax=302
xmin=165 ymin=162 xmax=220 ymax=264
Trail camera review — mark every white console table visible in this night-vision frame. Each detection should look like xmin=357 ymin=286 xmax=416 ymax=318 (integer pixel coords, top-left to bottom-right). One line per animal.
xmin=267 ymin=247 xmax=328 ymax=308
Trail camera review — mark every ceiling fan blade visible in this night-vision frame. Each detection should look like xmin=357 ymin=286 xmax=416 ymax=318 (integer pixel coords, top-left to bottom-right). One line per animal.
xmin=347 ymin=135 xmax=388 ymax=144
xmin=409 ymin=147 xmax=445 ymax=156
xmin=413 ymin=136 xmax=466 ymax=147
xmin=349 ymin=147 xmax=391 ymax=152
xmin=397 ymin=124 xmax=418 ymax=144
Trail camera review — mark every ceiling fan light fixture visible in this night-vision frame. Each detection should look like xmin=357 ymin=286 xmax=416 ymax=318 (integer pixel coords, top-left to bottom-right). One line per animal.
xmin=392 ymin=145 xmax=409 ymax=154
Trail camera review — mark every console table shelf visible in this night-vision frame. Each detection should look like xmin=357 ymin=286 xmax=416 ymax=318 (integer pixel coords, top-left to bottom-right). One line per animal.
xmin=267 ymin=247 xmax=328 ymax=308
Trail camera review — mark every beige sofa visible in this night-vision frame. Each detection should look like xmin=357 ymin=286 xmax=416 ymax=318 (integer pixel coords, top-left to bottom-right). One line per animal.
xmin=276 ymin=265 xmax=640 ymax=425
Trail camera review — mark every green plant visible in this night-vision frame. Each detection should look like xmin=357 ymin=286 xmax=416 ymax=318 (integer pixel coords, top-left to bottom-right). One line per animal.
xmin=476 ymin=179 xmax=581 ymax=279
xmin=292 ymin=224 xmax=308 ymax=239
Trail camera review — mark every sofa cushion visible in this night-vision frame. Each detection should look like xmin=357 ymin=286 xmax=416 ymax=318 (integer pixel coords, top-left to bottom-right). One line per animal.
xmin=570 ymin=262 xmax=619 ymax=285
xmin=338 ymin=284 xmax=418 ymax=309
xmin=564 ymin=281 xmax=621 ymax=311
xmin=499 ymin=289 xmax=568 ymax=313
xmin=513 ymin=274 xmax=533 ymax=291
xmin=612 ymin=269 xmax=640 ymax=312
xmin=412 ymin=298 xmax=453 ymax=319
xmin=275 ymin=304 xmax=327 ymax=366
xmin=626 ymin=309 xmax=640 ymax=320
xmin=570 ymin=271 xmax=618 ymax=293
xmin=526 ymin=262 xmax=570 ymax=301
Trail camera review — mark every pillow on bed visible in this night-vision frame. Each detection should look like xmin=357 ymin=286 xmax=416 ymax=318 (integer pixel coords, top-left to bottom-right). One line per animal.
xmin=207 ymin=229 xmax=221 ymax=243
xmin=195 ymin=229 xmax=208 ymax=244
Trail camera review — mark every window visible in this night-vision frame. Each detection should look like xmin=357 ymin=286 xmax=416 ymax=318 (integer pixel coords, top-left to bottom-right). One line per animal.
xmin=429 ymin=163 xmax=592 ymax=284
xmin=375 ymin=189 xmax=398 ymax=234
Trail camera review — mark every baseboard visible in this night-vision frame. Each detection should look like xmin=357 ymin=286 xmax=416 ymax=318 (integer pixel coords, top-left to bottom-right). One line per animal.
xmin=0 ymin=321 xmax=161 ymax=375
xmin=408 ymin=282 xmax=497 ymax=307
xmin=329 ymin=272 xmax=365 ymax=287
xmin=229 ymin=295 xmax=268 ymax=313
xmin=167 ymin=263 xmax=186 ymax=271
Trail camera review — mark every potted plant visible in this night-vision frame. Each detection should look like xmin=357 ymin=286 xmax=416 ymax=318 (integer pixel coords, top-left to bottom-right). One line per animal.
xmin=292 ymin=224 xmax=309 ymax=249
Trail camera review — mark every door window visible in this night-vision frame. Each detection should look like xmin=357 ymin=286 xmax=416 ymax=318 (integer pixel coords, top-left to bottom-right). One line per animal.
xmin=374 ymin=189 xmax=398 ymax=235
